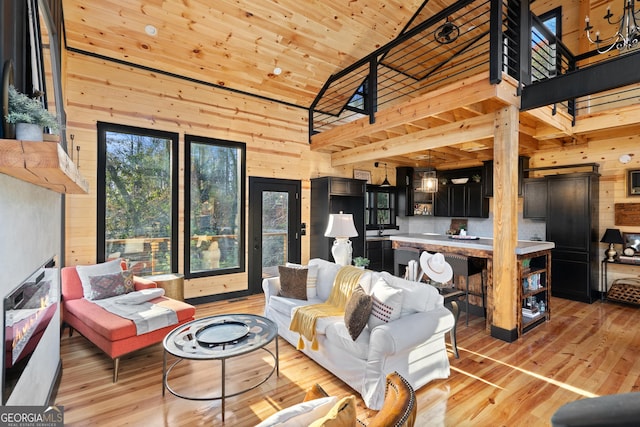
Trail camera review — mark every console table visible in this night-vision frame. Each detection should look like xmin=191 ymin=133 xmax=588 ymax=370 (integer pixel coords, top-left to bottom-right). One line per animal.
xmin=601 ymin=259 xmax=640 ymax=305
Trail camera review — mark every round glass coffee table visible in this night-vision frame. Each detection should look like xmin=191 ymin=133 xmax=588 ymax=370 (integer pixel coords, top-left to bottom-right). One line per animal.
xmin=162 ymin=313 xmax=278 ymax=421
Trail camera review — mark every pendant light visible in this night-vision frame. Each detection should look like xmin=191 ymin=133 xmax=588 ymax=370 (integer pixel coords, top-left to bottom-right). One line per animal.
xmin=421 ymin=151 xmax=438 ymax=193
xmin=375 ymin=162 xmax=391 ymax=187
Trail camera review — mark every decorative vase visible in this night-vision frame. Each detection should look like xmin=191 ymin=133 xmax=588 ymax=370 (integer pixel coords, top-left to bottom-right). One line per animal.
xmin=15 ymin=123 xmax=43 ymax=142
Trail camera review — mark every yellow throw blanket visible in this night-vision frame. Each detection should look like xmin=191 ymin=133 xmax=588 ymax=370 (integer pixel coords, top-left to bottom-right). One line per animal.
xmin=289 ymin=266 xmax=364 ymax=351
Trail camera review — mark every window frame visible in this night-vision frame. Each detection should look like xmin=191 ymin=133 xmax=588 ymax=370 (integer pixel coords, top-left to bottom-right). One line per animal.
xmin=184 ymin=134 xmax=247 ymax=279
xmin=96 ymin=122 xmax=180 ymax=273
xmin=365 ymin=184 xmax=397 ymax=231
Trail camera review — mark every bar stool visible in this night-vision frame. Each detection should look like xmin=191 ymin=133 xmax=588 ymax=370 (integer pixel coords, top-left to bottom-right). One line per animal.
xmin=444 ymin=254 xmax=485 ymax=326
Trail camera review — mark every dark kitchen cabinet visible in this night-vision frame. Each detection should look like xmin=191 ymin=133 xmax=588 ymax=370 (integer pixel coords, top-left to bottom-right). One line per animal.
xmin=523 ymin=178 xmax=547 ymax=219
xmin=366 ymin=239 xmax=393 ymax=273
xmin=483 ymin=156 xmax=529 ymax=198
xmin=396 ymin=167 xmax=435 ymax=216
xmin=311 ymin=177 xmax=366 ymax=262
xmin=546 ymin=173 xmax=599 ymax=303
xmin=434 ymin=168 xmax=488 ymax=218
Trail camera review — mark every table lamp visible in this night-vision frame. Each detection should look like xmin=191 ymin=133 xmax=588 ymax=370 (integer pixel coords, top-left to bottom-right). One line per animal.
xmin=324 ymin=211 xmax=358 ymax=266
xmin=600 ymin=228 xmax=624 ymax=262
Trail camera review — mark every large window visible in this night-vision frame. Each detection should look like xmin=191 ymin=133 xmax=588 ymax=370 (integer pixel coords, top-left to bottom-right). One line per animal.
xmin=531 ymin=8 xmax=561 ymax=82
xmin=185 ymin=135 xmax=246 ymax=278
xmin=97 ymin=123 xmax=179 ymax=275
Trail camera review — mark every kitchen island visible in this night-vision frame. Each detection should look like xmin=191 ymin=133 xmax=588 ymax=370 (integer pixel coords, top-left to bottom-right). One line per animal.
xmin=390 ymin=233 xmax=555 ymax=340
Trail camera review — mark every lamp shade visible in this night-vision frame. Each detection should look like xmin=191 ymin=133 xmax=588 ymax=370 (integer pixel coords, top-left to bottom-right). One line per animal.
xmin=324 ymin=212 xmax=358 ymax=238
xmin=600 ymin=228 xmax=624 ymax=244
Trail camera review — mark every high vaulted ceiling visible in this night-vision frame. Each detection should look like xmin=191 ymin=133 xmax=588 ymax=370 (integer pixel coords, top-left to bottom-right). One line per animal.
xmin=62 ymin=0 xmax=435 ymax=108
xmin=61 ymin=0 xmax=640 ymax=170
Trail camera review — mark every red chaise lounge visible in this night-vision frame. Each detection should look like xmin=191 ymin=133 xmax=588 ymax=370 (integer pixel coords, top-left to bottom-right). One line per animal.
xmin=61 ymin=262 xmax=196 ymax=382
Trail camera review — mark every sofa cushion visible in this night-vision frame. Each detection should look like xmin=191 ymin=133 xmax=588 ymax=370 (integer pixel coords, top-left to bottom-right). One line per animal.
xmin=309 ymin=259 xmax=341 ymax=301
xmin=368 ymin=277 xmax=403 ymax=330
xmin=278 ymin=265 xmax=308 ymax=300
xmin=380 ymin=271 xmax=442 ymax=315
xmin=86 ymin=270 xmax=134 ymax=301
xmin=64 ymin=296 xmax=195 ymax=341
xmin=255 ymin=396 xmax=338 ymax=427
xmin=269 ymin=296 xmax=338 ymax=335
xmin=76 ymin=259 xmax=124 ymax=299
xmin=325 ymin=321 xmax=370 ymax=360
xmin=344 ymin=284 xmax=373 ymax=341
xmin=286 ymin=262 xmax=320 ymax=299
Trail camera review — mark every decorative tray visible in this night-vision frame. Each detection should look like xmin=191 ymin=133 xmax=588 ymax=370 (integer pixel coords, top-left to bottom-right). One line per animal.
xmin=196 ymin=321 xmax=250 ymax=347
xmin=449 ymin=235 xmax=480 ymax=240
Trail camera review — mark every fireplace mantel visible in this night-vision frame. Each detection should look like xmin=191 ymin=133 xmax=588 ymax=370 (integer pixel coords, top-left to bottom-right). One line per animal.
xmin=0 ymin=139 xmax=89 ymax=194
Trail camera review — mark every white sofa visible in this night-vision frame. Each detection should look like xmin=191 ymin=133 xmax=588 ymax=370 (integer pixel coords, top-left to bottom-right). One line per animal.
xmin=262 ymin=258 xmax=455 ymax=409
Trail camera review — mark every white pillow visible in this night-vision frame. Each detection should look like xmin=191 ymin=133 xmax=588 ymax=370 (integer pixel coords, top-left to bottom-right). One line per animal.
xmin=76 ymin=258 xmax=123 ymax=299
xmin=286 ymin=263 xmax=319 ymax=299
xmin=368 ymin=277 xmax=403 ymax=330
xmin=255 ymin=396 xmax=338 ymax=427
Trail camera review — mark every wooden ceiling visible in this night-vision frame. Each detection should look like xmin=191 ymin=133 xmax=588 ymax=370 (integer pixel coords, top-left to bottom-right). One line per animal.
xmin=61 ymin=0 xmax=640 ymax=170
xmin=62 ymin=0 xmax=432 ymax=108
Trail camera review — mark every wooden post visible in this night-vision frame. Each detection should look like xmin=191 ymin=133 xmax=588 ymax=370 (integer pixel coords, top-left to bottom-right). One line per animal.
xmin=491 ymin=105 xmax=519 ymax=341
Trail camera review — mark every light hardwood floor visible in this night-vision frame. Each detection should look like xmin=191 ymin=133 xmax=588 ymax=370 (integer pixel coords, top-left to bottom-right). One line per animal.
xmin=55 ymin=294 xmax=640 ymax=426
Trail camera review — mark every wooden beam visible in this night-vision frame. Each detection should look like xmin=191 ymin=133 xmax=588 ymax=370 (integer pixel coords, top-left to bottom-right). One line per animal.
xmin=330 ymin=114 xmax=494 ymax=166
xmin=491 ymin=105 xmax=519 ymax=339
xmin=522 ymin=107 xmax=573 ymax=139
xmin=311 ymin=72 xmax=516 ymax=150
xmin=572 ymin=104 xmax=640 ymax=135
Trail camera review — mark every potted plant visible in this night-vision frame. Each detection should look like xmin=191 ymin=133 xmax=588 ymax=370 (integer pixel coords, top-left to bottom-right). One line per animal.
xmin=353 ymin=256 xmax=370 ymax=269
xmin=5 ymin=85 xmax=58 ymax=141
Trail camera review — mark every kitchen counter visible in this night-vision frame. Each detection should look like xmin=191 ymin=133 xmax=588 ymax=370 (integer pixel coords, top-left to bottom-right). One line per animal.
xmin=389 ymin=233 xmax=554 ymax=255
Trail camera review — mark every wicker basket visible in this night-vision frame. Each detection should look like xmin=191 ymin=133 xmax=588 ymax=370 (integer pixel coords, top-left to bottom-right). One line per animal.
xmin=607 ymin=277 xmax=640 ymax=306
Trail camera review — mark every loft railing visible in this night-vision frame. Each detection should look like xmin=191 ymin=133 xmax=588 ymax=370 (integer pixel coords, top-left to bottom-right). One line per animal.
xmin=310 ymin=0 xmax=640 ymax=137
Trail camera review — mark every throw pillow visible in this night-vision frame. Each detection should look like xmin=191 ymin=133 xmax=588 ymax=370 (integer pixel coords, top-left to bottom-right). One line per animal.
xmin=367 ymin=277 xmax=403 ymax=330
xmin=255 ymin=396 xmax=338 ymax=427
xmin=309 ymin=395 xmax=357 ymax=427
xmin=278 ymin=265 xmax=308 ymax=300
xmin=86 ymin=270 xmax=134 ymax=301
xmin=344 ymin=284 xmax=373 ymax=341
xmin=76 ymin=258 xmax=124 ymax=299
xmin=286 ymin=262 xmax=320 ymax=299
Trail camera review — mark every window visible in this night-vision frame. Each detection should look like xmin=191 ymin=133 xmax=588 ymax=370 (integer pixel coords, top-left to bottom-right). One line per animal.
xmin=531 ymin=8 xmax=561 ymax=82
xmin=185 ymin=135 xmax=246 ymax=278
xmin=97 ymin=123 xmax=179 ymax=275
xmin=366 ymin=185 xmax=396 ymax=230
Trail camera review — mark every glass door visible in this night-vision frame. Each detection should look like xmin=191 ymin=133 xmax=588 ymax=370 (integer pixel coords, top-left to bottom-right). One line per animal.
xmin=248 ymin=178 xmax=301 ymax=293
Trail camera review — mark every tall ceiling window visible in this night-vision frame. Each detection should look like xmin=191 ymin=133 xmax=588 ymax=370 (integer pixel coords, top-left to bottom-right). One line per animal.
xmin=97 ymin=123 xmax=179 ymax=275
xmin=185 ymin=135 xmax=246 ymax=278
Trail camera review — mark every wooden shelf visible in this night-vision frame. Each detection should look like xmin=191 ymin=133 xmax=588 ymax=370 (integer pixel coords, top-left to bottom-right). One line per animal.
xmin=0 ymin=139 xmax=89 ymax=194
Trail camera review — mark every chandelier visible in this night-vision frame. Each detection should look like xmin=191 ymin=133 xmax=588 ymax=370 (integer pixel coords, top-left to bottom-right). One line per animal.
xmin=584 ymin=0 xmax=640 ymax=53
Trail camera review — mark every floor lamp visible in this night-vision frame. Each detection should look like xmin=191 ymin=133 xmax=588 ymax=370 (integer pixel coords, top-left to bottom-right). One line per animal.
xmin=324 ymin=212 xmax=358 ymax=266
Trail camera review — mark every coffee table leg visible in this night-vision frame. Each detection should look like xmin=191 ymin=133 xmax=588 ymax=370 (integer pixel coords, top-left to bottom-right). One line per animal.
xmin=221 ymin=358 xmax=226 ymax=421
xmin=162 ymin=350 xmax=167 ymax=396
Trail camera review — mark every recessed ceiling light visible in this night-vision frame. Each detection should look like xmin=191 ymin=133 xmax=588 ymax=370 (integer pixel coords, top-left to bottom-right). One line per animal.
xmin=145 ymin=25 xmax=158 ymax=36
xmin=273 ymin=67 xmax=282 ymax=75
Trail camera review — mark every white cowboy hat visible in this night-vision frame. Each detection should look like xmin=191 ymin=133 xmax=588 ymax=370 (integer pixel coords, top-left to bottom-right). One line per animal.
xmin=420 ymin=252 xmax=453 ymax=284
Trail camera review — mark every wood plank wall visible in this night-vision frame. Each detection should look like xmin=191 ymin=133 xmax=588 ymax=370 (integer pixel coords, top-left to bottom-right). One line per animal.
xmin=62 ymin=52 xmax=360 ymax=299
xmin=63 ymin=47 xmax=640 ymax=300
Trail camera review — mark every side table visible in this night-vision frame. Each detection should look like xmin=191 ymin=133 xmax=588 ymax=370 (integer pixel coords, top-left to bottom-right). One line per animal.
xmin=143 ymin=273 xmax=185 ymax=301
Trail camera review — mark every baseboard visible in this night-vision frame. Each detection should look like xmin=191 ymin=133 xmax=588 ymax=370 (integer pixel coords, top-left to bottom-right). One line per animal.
xmin=490 ymin=325 xmax=518 ymax=343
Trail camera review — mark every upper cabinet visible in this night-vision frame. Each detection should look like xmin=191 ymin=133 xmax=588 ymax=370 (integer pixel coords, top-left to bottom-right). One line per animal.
xmin=482 ymin=156 xmax=530 ymax=198
xmin=434 ymin=167 xmax=489 ymax=218
xmin=396 ymin=167 xmax=435 ymax=216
